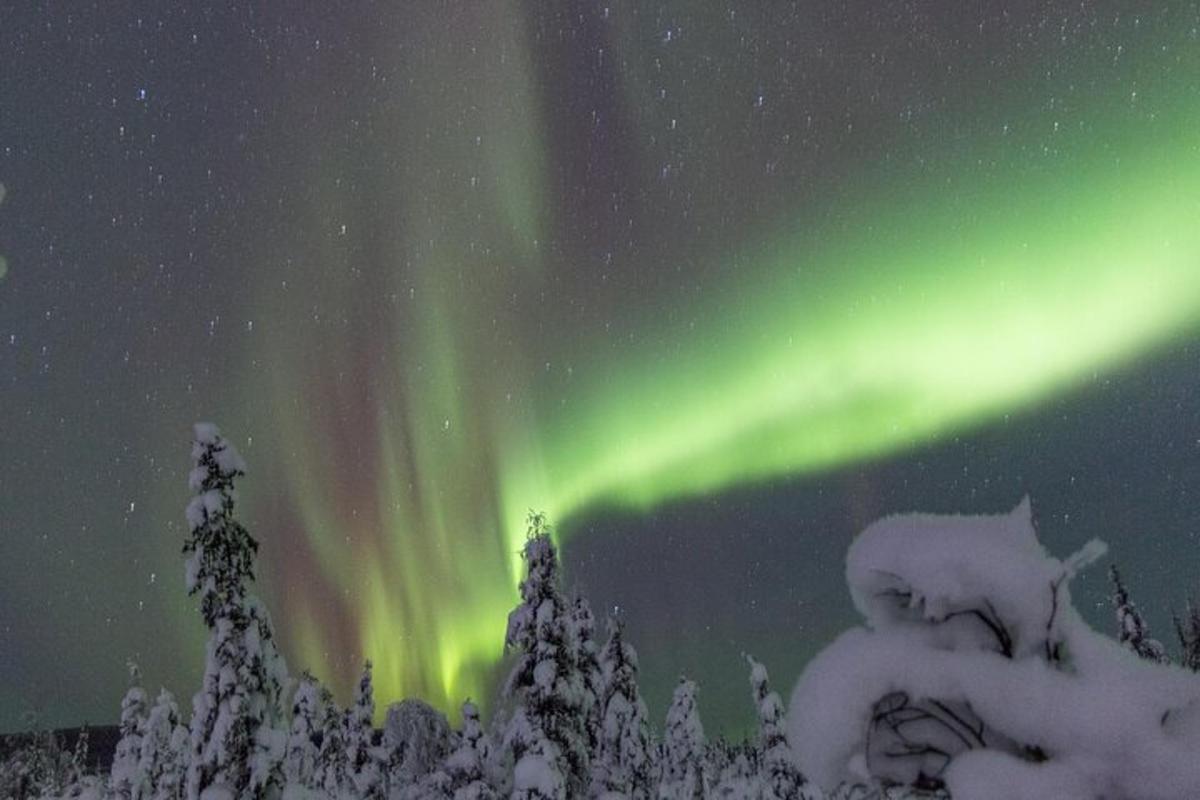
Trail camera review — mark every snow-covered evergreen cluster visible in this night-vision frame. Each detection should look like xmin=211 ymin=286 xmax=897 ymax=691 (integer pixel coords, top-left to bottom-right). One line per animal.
xmin=8 ymin=430 xmax=1200 ymax=800
xmin=2 ymin=425 xmax=813 ymax=800
xmin=0 ymin=716 xmax=94 ymax=800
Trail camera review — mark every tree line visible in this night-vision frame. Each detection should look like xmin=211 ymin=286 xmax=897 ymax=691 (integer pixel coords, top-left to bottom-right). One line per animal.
xmin=3 ymin=426 xmax=1195 ymax=800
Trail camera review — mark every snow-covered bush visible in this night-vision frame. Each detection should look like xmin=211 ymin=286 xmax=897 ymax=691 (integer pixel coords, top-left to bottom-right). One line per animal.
xmin=789 ymin=497 xmax=1200 ymax=799
xmin=1173 ymin=599 xmax=1200 ymax=672
xmin=1108 ymin=564 xmax=1168 ymax=664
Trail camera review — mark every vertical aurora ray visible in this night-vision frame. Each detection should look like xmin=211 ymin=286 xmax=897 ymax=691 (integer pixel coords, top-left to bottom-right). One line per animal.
xmin=248 ymin=1 xmax=552 ymax=713
xmin=241 ymin=4 xmax=1200 ymax=717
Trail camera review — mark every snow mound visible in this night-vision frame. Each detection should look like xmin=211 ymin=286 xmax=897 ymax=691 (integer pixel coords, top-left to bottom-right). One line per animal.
xmin=789 ymin=498 xmax=1200 ymax=799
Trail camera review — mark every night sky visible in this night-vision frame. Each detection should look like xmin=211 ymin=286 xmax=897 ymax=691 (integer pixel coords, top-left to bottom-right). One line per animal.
xmin=2 ymin=2 xmax=1200 ymax=736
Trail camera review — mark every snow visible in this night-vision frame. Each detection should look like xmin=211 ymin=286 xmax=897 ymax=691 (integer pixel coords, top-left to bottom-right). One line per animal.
xmin=192 ymin=422 xmax=221 ymax=447
xmin=790 ymin=497 xmax=1200 ymax=799
xmin=192 ymin=422 xmax=246 ymax=474
xmin=512 ymin=751 xmax=565 ymax=797
xmin=281 ymin=784 xmax=328 ymax=800
xmin=533 ymin=659 xmax=557 ymax=691
xmin=183 ymin=424 xmax=290 ymax=800
xmin=198 ymin=784 xmax=233 ymax=800
xmin=30 ymin=426 xmax=1200 ymax=800
xmin=384 ymin=698 xmax=451 ymax=784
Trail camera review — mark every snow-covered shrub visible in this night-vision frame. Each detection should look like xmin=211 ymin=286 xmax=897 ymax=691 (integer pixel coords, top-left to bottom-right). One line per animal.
xmin=1108 ymin=564 xmax=1168 ymax=664
xmin=1173 ymin=599 xmax=1200 ymax=672
xmin=789 ymin=497 xmax=1200 ymax=799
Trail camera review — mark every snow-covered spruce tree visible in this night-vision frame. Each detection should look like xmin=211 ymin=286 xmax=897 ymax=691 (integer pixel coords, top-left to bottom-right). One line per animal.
xmin=347 ymin=660 xmax=385 ymax=799
xmin=590 ymin=617 xmax=655 ymax=799
xmin=567 ymin=593 xmax=603 ymax=754
xmin=659 ymin=678 xmax=708 ymax=800
xmin=283 ymin=672 xmax=325 ymax=791
xmin=385 ymin=698 xmax=453 ymax=792
xmin=503 ymin=512 xmax=590 ymax=799
xmin=182 ymin=423 xmax=289 ymax=800
xmin=137 ymin=689 xmax=189 ymax=800
xmin=418 ymin=700 xmax=498 ymax=800
xmin=111 ymin=660 xmax=150 ymax=800
xmin=745 ymin=655 xmax=808 ymax=800
xmin=449 ymin=701 xmax=499 ymax=799
xmin=709 ymin=736 xmax=757 ymax=799
xmin=316 ymin=690 xmax=350 ymax=796
xmin=4 ymin=714 xmax=80 ymax=800
xmin=1108 ymin=564 xmax=1168 ymax=663
xmin=68 ymin=725 xmax=91 ymax=788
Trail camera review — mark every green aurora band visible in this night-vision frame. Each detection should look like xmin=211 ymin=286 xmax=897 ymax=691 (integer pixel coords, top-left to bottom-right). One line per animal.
xmin=244 ymin=5 xmax=1200 ymax=718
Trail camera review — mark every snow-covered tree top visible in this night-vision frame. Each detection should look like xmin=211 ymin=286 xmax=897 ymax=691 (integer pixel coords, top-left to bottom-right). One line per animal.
xmin=846 ymin=497 xmax=1105 ymax=659
xmin=183 ymin=423 xmax=261 ymax=629
xmin=601 ymin=616 xmax=639 ymax=676
xmin=746 ymin=655 xmax=769 ymax=694
xmin=664 ymin=678 xmax=703 ymax=745
xmin=505 ymin=513 xmax=564 ymax=658
xmin=190 ymin=422 xmax=246 ymax=478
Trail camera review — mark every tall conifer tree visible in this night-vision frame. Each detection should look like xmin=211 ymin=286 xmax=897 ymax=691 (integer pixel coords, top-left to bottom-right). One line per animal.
xmin=182 ymin=423 xmax=289 ymax=800
xmin=504 ymin=513 xmax=590 ymax=799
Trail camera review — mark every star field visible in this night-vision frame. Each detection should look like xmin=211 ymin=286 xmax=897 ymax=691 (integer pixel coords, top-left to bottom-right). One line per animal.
xmin=1 ymin=2 xmax=1199 ymax=734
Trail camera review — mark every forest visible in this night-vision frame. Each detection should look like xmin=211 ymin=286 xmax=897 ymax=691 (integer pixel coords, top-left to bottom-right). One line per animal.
xmin=3 ymin=426 xmax=1199 ymax=800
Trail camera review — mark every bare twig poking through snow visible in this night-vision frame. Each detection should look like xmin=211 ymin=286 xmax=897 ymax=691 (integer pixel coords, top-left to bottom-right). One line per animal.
xmin=1104 ymin=566 xmax=1171 ymax=666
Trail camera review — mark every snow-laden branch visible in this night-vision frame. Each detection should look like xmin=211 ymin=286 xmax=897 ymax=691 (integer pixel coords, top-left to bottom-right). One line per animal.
xmin=790 ymin=498 xmax=1200 ymax=799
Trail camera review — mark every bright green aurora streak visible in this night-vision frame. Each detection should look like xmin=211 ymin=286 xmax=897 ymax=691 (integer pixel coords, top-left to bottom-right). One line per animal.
xmin=248 ymin=7 xmax=1200 ymax=720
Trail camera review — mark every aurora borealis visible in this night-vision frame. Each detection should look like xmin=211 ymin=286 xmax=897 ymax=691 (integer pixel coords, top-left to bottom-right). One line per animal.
xmin=2 ymin=2 xmax=1200 ymax=734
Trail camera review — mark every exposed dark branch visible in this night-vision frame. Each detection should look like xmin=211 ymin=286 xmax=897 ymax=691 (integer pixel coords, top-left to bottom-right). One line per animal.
xmin=941 ymin=604 xmax=1014 ymax=659
xmin=929 ymin=700 xmax=986 ymax=748
xmin=1045 ymin=574 xmax=1065 ymax=664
